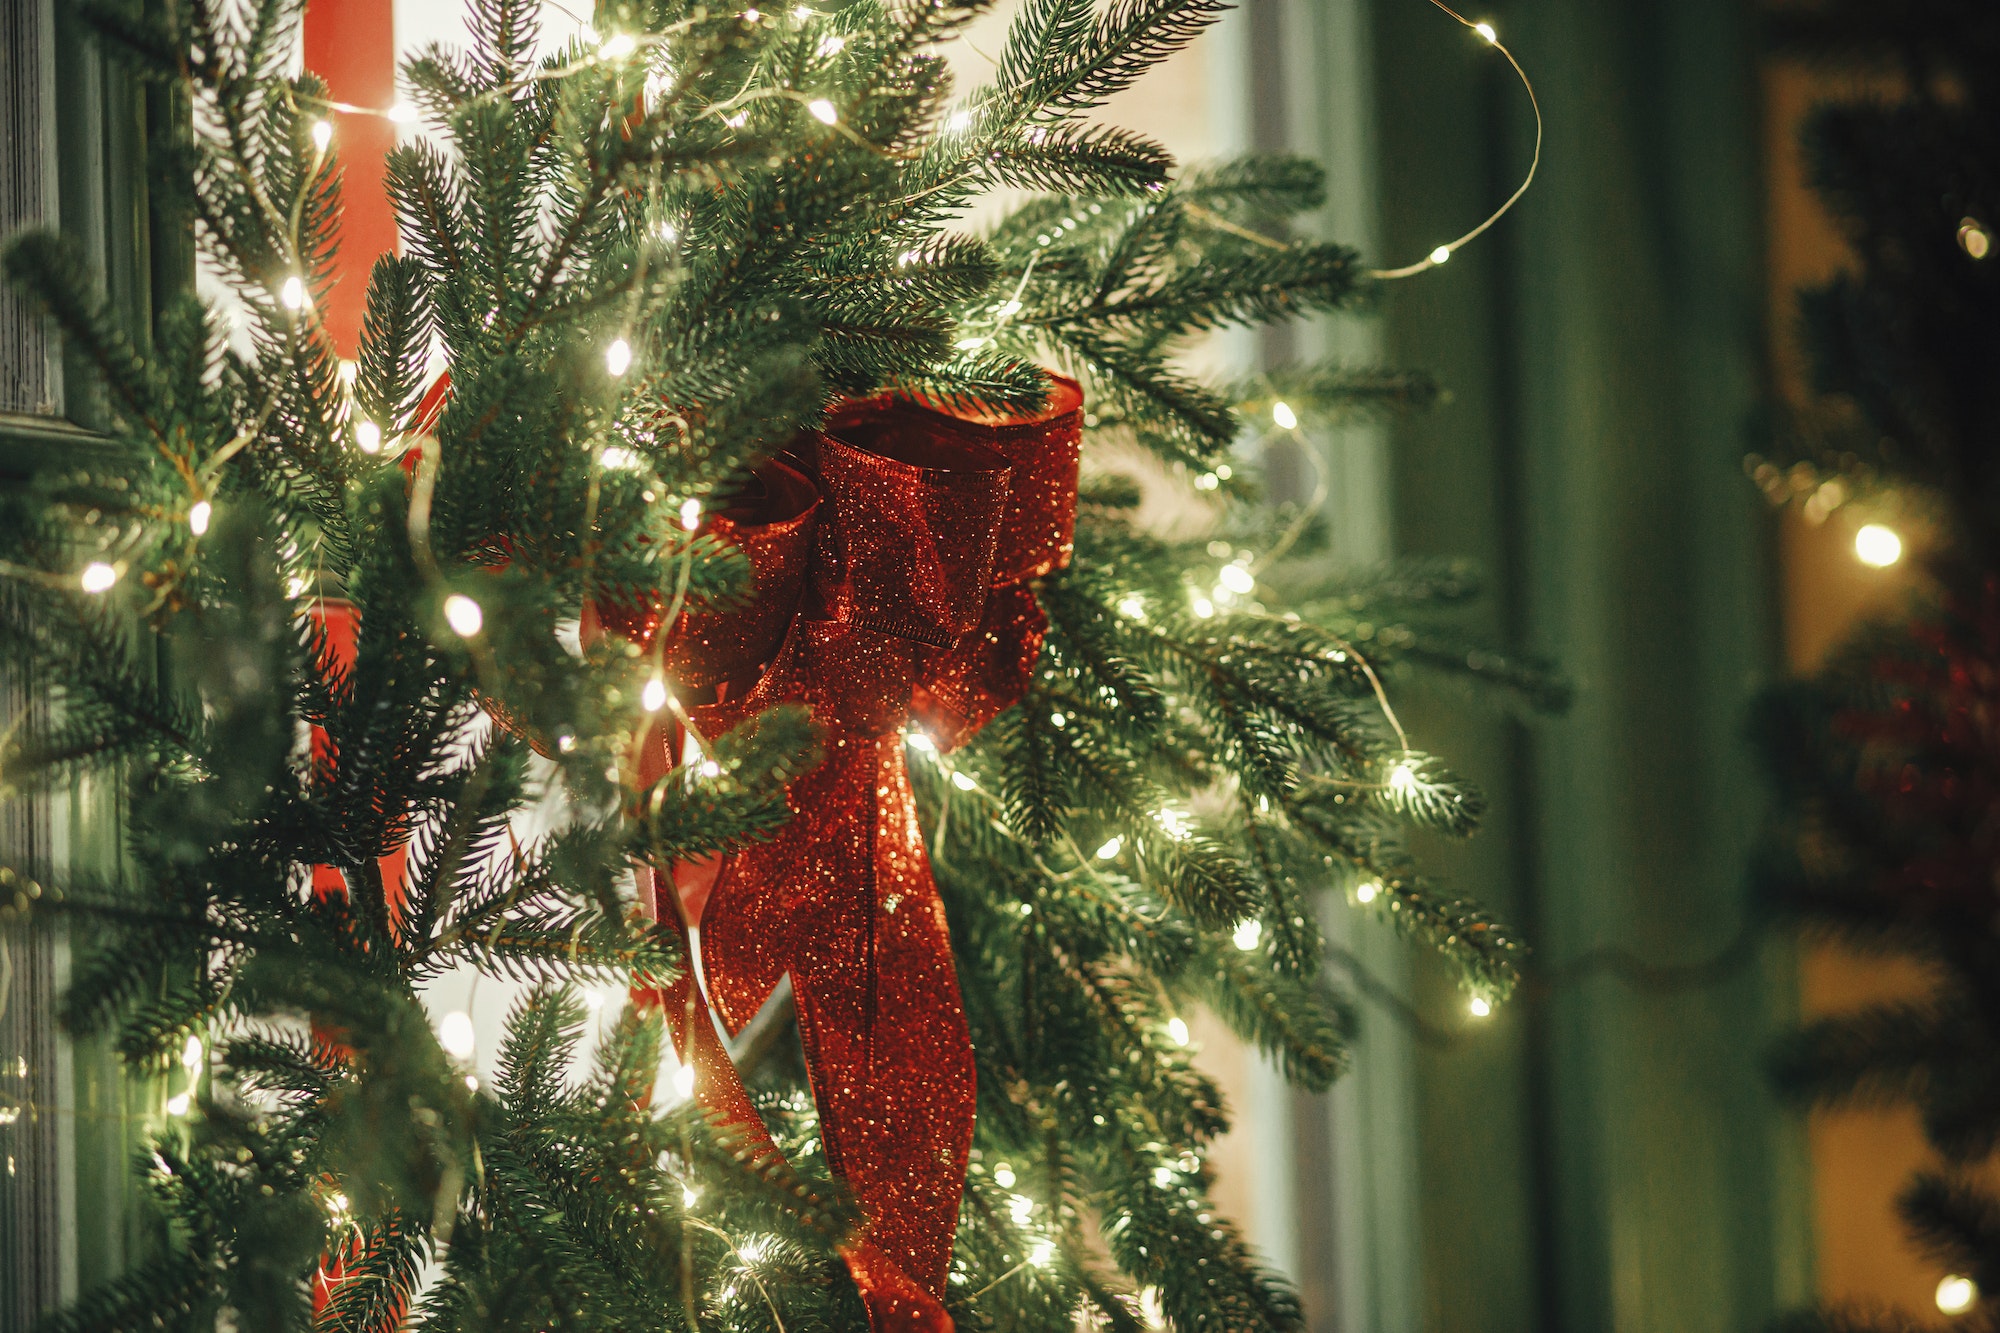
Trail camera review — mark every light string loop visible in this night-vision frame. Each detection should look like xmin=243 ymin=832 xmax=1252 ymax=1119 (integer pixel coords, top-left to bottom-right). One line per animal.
xmin=1368 ymin=0 xmax=1543 ymax=281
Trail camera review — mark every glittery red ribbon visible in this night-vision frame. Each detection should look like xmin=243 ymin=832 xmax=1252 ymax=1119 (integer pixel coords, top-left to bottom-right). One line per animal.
xmin=617 ymin=376 xmax=1083 ymax=1332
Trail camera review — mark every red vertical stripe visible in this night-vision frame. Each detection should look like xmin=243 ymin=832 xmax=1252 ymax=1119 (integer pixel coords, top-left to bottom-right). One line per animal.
xmin=303 ymin=0 xmax=399 ymax=357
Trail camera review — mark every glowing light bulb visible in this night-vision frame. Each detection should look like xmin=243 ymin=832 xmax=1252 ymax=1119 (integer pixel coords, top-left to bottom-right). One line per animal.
xmin=326 ymin=1191 xmax=350 ymax=1218
xmin=1938 ymin=1276 xmax=1978 ymax=1316
xmin=698 ymin=760 xmax=721 ymax=778
xmin=951 ymin=771 xmax=978 ymax=791
xmin=808 ymin=98 xmax=838 ymax=124
xmin=1355 ymin=879 xmax=1380 ymax=904
xmin=79 ymin=562 xmax=117 ymax=593
xmin=1855 ymin=523 xmax=1903 ymax=568
xmin=1474 ymin=20 xmax=1498 ymax=42
xmin=1194 ymin=472 xmax=1220 ymax=491
xmin=993 ymin=1163 xmax=1016 ymax=1188
xmin=1468 ymin=996 xmax=1493 ymax=1019
xmin=599 ymin=32 xmax=637 ymax=59
xmin=598 ymin=446 xmax=639 ymax=470
xmin=1153 ymin=1166 xmax=1175 ymax=1188
xmin=439 ymin=1010 xmax=477 ymax=1059
xmin=1140 ymin=1287 xmax=1165 ymax=1328
xmin=1190 ymin=596 xmax=1215 ymax=619
xmin=817 ymin=34 xmax=845 ymax=54
xmin=1029 ymin=1239 xmax=1055 ymax=1267
xmin=1232 ymin=919 xmax=1263 ymax=951
xmin=464 ymin=1073 xmax=479 ymax=1091
xmin=354 ymin=420 xmax=382 ymax=453
xmin=642 ymin=677 xmax=669 ymax=712
xmin=948 ymin=110 xmax=973 ymax=132
xmin=1117 ymin=595 xmax=1147 ymax=620
xmin=1009 ymin=1194 xmax=1034 ymax=1224
xmin=386 ymin=102 xmax=419 ymax=125
xmin=683 ymin=1183 xmax=700 ymax=1208
xmin=443 ymin=594 xmax=483 ymax=638
xmin=1167 ymin=1016 xmax=1190 ymax=1046
xmin=188 ymin=501 xmax=211 ymax=536
xmin=906 ymin=730 xmax=936 ymax=753
xmin=1095 ymin=836 xmax=1123 ymax=860
xmin=182 ymin=1035 xmax=204 ymax=1071
xmin=1959 ymin=218 xmax=1992 ymax=260
xmin=605 ymin=338 xmax=633 ymax=377
xmin=1430 ymin=245 xmax=1452 ymax=266
xmin=1388 ymin=759 xmax=1419 ymax=795
xmin=1217 ymin=564 xmax=1255 ymax=595
xmin=1155 ymin=807 xmax=1192 ymax=840
xmin=1271 ymin=400 xmax=1298 ymax=430
xmin=279 ymin=275 xmax=308 ymax=310
xmin=165 ymin=1092 xmax=191 ymax=1116
xmin=311 ymin=120 xmax=333 ymax=153
xmin=680 ymin=498 xmax=702 ymax=530
xmin=1049 ymin=711 xmax=1066 ymax=729
xmin=674 ymin=1063 xmax=697 ymax=1098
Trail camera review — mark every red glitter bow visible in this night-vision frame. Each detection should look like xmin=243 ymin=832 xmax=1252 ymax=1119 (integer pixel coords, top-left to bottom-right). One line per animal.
xmin=612 ymin=376 xmax=1083 ymax=1332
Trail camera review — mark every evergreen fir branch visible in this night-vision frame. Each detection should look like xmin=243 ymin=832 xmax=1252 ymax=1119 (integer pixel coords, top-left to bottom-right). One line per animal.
xmin=984 ymin=124 xmax=1173 ymax=196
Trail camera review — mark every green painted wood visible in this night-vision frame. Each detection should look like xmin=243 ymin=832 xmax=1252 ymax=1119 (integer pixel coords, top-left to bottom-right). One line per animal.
xmin=1371 ymin=0 xmax=1813 ymax=1329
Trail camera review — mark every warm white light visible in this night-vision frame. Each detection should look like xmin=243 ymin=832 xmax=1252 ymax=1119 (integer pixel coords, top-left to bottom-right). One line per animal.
xmin=1155 ymin=807 xmax=1192 ymax=840
xmin=165 ymin=1092 xmax=191 ymax=1116
xmin=1049 ymin=711 xmax=1066 ymax=729
xmin=188 ymin=501 xmax=212 ymax=536
xmin=464 ymin=1073 xmax=479 ymax=1091
xmin=680 ymin=498 xmax=702 ymax=530
xmin=948 ymin=110 xmax=973 ymax=132
xmin=817 ymin=34 xmax=845 ymax=55
xmin=79 ymin=562 xmax=118 ymax=593
xmin=1855 ymin=523 xmax=1903 ymax=568
xmin=993 ymin=1163 xmax=1016 ymax=1189
xmin=1232 ymin=919 xmax=1263 ymax=951
xmin=1095 ymin=836 xmax=1123 ymax=860
xmin=1938 ymin=1276 xmax=1978 ymax=1316
xmin=386 ymin=102 xmax=419 ymax=125
xmin=354 ymin=420 xmax=382 ymax=453
xmin=1117 ymin=595 xmax=1147 ymax=620
xmin=182 ymin=1035 xmax=204 ymax=1071
xmin=439 ymin=1010 xmax=477 ymax=1059
xmin=1959 ymin=219 xmax=1992 ymax=260
xmin=1152 ymin=1166 xmax=1175 ymax=1188
xmin=954 ymin=336 xmax=989 ymax=351
xmin=599 ymin=32 xmax=637 ymax=59
xmin=311 ymin=120 xmax=333 ymax=153
xmin=906 ymin=730 xmax=936 ymax=753
xmin=1029 ymin=1239 xmax=1056 ymax=1267
xmin=674 ymin=1063 xmax=697 ymax=1098
xmin=286 ymin=577 xmax=308 ymax=599
xmin=605 ymin=338 xmax=633 ymax=377
xmin=1474 ymin=21 xmax=1498 ymax=43
xmin=1468 ymin=996 xmax=1493 ymax=1019
xmin=1008 ymin=1194 xmax=1035 ymax=1224
xmin=1355 ymin=879 xmax=1380 ymax=904
xmin=1166 ymin=1016 xmax=1190 ymax=1046
xmin=1190 ymin=596 xmax=1215 ymax=619
xmin=1217 ymin=564 xmax=1255 ymax=595
xmin=951 ymin=770 xmax=978 ymax=791
xmin=1194 ymin=472 xmax=1220 ymax=491
xmin=698 ymin=760 xmax=721 ymax=778
xmin=1388 ymin=759 xmax=1419 ymax=795
xmin=1429 ymin=245 xmax=1452 ymax=266
xmin=682 ymin=1183 xmax=700 ymax=1208
xmin=1139 ymin=1287 xmax=1165 ymax=1328
xmin=1271 ymin=400 xmax=1298 ymax=430
xmin=808 ymin=98 xmax=838 ymax=124
xmin=326 ymin=1191 xmax=350 ymax=1218
xmin=443 ymin=594 xmax=484 ymax=638
xmin=280 ymin=275 xmax=309 ymax=310
xmin=642 ymin=677 xmax=669 ymax=713
xmin=743 ymin=7 xmax=760 ymax=18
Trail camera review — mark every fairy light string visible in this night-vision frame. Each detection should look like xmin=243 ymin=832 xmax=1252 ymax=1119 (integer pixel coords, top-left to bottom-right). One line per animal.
xmin=1369 ymin=2 xmax=1543 ymax=280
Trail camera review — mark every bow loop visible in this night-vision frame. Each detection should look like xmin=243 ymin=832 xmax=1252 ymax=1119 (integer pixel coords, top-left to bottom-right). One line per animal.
xmin=805 ymin=429 xmax=1012 ymax=649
